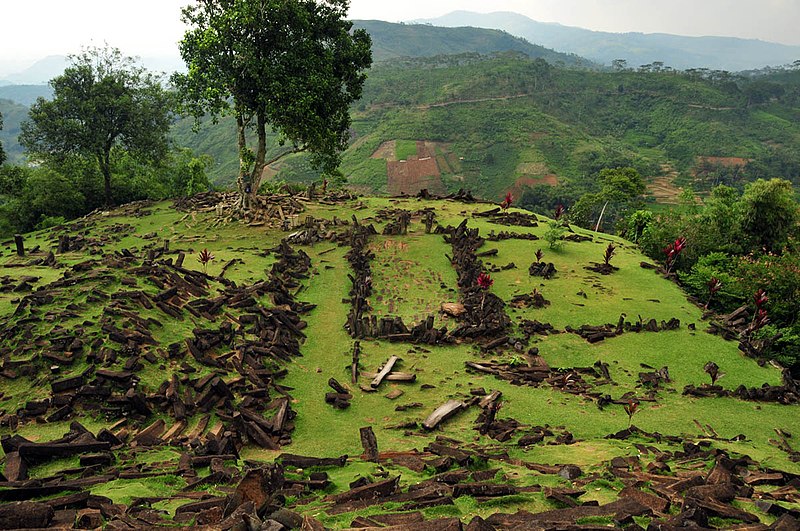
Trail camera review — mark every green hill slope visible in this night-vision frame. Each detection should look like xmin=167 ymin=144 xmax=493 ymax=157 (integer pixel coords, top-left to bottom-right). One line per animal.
xmin=0 ymin=98 xmax=30 ymax=164
xmin=353 ymin=20 xmax=591 ymax=66
xmin=176 ymin=54 xmax=800 ymax=202
xmin=0 ymin=194 xmax=796 ymax=528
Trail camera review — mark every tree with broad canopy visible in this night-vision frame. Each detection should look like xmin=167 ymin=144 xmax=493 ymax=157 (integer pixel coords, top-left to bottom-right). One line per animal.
xmin=19 ymin=46 xmax=172 ymax=207
xmin=173 ymin=0 xmax=372 ymax=212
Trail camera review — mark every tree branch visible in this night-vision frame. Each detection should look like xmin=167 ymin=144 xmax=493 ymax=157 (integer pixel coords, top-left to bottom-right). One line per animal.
xmin=264 ymin=146 xmax=307 ymax=167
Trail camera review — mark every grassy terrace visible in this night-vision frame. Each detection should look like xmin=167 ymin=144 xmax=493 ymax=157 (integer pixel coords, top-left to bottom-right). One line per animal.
xmin=0 ymin=195 xmax=797 ymax=526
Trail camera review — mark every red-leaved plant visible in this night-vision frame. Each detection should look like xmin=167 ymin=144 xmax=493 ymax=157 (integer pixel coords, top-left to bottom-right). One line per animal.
xmin=535 ymin=249 xmax=544 ymax=263
xmin=705 ymin=277 xmax=722 ymax=309
xmin=477 ymin=272 xmax=494 ymax=312
xmin=704 ymin=361 xmax=720 ymax=385
xmin=198 ymin=248 xmax=215 ymax=274
xmin=603 ymin=243 xmax=617 ymax=266
xmin=500 ymin=192 xmax=513 ymax=214
xmin=752 ymin=308 xmax=769 ymax=331
xmin=623 ymin=399 xmax=639 ymax=428
xmin=664 ymin=236 xmax=687 ymax=273
xmin=746 ymin=289 xmax=769 ymax=336
xmin=753 ymin=289 xmax=768 ymax=309
xmin=554 ymin=204 xmax=565 ymax=221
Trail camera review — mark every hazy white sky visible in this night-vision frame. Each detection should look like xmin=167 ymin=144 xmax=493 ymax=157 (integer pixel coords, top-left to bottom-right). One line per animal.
xmin=2 ymin=0 xmax=798 ymax=72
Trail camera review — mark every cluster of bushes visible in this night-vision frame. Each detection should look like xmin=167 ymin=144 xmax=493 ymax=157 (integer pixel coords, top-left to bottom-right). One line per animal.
xmin=0 ymin=148 xmax=211 ymax=235
xmin=621 ymin=178 xmax=800 ymax=373
xmin=521 ymin=166 xmax=647 ymax=232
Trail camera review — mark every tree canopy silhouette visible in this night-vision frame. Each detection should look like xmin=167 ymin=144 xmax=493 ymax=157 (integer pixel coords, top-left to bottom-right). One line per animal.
xmin=173 ymin=0 xmax=372 ymax=211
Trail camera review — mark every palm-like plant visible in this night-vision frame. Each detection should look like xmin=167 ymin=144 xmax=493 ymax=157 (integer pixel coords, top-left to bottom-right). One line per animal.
xmin=664 ymin=236 xmax=687 ymax=273
xmin=623 ymin=399 xmax=639 ymax=428
xmin=477 ymin=272 xmax=494 ymax=312
xmin=500 ymin=192 xmax=514 ymax=214
xmin=198 ymin=248 xmax=215 ymax=274
xmin=705 ymin=277 xmax=722 ymax=309
xmin=603 ymin=243 xmax=616 ymax=266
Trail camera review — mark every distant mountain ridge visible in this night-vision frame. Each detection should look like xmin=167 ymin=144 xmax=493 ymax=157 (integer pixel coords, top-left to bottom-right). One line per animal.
xmin=417 ymin=11 xmax=800 ymax=71
xmin=0 ymin=55 xmax=68 ymax=85
xmin=0 ymin=19 xmax=593 ymax=88
xmin=0 ymin=55 xmax=185 ymax=87
xmin=352 ymin=20 xmax=591 ymax=66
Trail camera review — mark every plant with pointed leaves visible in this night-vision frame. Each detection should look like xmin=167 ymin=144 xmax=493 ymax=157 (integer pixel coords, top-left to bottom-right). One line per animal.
xmin=477 ymin=272 xmax=494 ymax=290
xmin=705 ymin=277 xmax=722 ymax=310
xmin=704 ymin=361 xmax=720 ymax=385
xmin=623 ymin=399 xmax=639 ymax=428
xmin=603 ymin=243 xmax=617 ymax=266
xmin=753 ymin=289 xmax=768 ymax=309
xmin=750 ymin=308 xmax=769 ymax=335
xmin=535 ymin=249 xmax=544 ymax=263
xmin=500 ymin=192 xmax=513 ymax=214
xmin=746 ymin=289 xmax=770 ymax=336
xmin=477 ymin=272 xmax=494 ymax=313
xmin=554 ymin=204 xmax=565 ymax=221
xmin=664 ymin=236 xmax=687 ymax=273
xmin=198 ymin=248 xmax=215 ymax=274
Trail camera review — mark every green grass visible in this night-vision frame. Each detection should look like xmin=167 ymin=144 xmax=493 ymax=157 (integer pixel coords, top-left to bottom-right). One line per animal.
xmin=395 ymin=140 xmax=418 ymax=161
xmin=91 ymin=475 xmax=188 ymax=506
xmin=368 ymin=233 xmax=458 ymax=327
xmin=1 ymin=196 xmax=798 ymax=527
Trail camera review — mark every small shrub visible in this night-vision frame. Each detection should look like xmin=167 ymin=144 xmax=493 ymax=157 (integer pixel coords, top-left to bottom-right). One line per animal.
xmin=603 ymin=243 xmax=616 ymax=266
xmin=500 ymin=192 xmax=513 ymax=214
xmin=664 ymin=236 xmax=687 ymax=273
xmin=544 ymin=221 xmax=566 ymax=250
xmin=623 ymin=399 xmax=639 ymax=427
xmin=197 ymin=248 xmax=215 ymax=274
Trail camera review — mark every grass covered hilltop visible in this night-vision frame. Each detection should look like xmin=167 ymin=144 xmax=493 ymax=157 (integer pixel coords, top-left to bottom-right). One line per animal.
xmin=0 ymin=191 xmax=797 ymax=530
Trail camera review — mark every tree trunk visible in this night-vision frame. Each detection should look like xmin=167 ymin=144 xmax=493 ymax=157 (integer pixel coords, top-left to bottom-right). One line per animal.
xmin=249 ymin=110 xmax=268 ymax=207
xmin=235 ymin=111 xmax=250 ymax=212
xmin=233 ymin=105 xmax=302 ymax=214
xmin=100 ymin=151 xmax=112 ymax=207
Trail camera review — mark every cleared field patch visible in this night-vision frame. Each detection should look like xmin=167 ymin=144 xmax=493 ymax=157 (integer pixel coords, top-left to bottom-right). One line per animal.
xmin=370 ymin=139 xmax=397 ymax=160
xmin=395 ymin=139 xmax=419 ymax=161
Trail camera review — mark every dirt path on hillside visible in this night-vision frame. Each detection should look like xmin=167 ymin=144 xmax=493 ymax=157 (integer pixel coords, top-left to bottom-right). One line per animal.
xmin=420 ymin=93 xmax=530 ymax=109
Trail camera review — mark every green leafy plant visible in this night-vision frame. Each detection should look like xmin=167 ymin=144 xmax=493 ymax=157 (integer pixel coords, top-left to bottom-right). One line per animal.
xmin=507 ymin=355 xmax=526 ymax=367
xmin=544 ymin=221 xmax=566 ymax=250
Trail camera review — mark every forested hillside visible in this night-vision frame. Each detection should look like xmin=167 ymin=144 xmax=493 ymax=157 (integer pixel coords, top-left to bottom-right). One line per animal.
xmin=353 ymin=20 xmax=591 ymax=66
xmin=175 ymin=53 xmax=800 ymax=203
xmin=0 ymin=98 xmax=29 ymax=164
